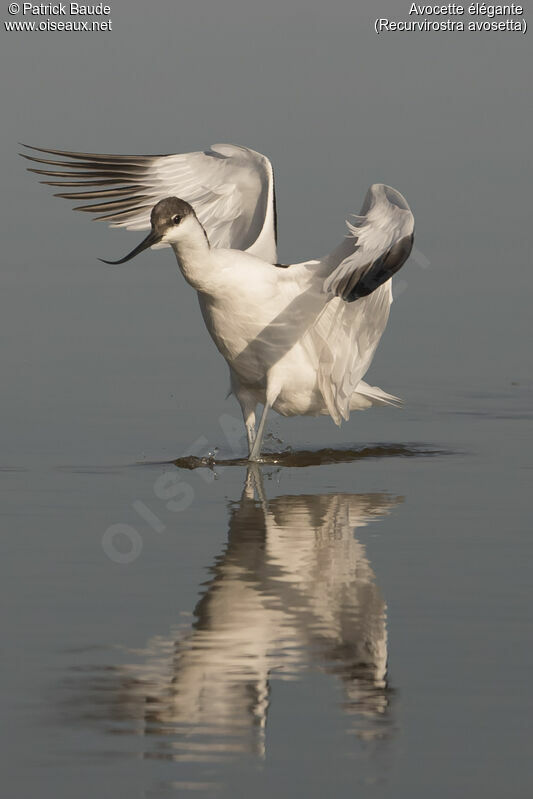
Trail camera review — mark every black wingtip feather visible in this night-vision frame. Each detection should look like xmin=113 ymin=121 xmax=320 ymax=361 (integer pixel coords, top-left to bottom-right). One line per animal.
xmin=53 ymin=185 xmax=144 ymax=200
xmin=94 ymin=204 xmax=152 ymax=223
xmin=20 ymin=143 xmax=164 ymax=163
xmin=344 ymin=233 xmax=414 ymax=302
xmin=72 ymin=195 xmax=150 ymax=214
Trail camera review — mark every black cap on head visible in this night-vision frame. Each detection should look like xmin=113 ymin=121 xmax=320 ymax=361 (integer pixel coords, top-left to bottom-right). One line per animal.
xmin=150 ymin=197 xmax=194 ymax=235
xmin=99 ymin=196 xmax=194 ymax=265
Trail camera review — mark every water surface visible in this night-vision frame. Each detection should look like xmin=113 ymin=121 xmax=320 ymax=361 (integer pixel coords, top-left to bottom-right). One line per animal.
xmin=2 ymin=385 xmax=531 ymax=797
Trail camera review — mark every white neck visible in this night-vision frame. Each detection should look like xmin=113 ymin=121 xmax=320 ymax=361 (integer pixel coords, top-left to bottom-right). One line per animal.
xmin=167 ymin=216 xmax=214 ymax=292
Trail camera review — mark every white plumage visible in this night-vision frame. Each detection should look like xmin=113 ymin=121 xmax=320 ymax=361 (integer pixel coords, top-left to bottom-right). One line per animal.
xmin=22 ymin=143 xmax=414 ymax=459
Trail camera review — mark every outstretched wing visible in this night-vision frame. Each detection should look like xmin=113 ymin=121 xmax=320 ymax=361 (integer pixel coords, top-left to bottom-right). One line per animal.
xmin=323 ymin=183 xmax=414 ymax=303
xmin=21 ymin=142 xmax=277 ymax=262
xmin=305 ymin=184 xmax=414 ymax=424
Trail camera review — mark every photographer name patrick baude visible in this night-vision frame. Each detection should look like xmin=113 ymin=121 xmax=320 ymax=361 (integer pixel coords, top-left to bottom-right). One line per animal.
xmin=18 ymin=4 xmax=110 ymax=14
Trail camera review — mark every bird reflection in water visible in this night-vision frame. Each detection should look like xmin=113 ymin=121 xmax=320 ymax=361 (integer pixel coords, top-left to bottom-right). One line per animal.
xmin=80 ymin=469 xmax=402 ymax=764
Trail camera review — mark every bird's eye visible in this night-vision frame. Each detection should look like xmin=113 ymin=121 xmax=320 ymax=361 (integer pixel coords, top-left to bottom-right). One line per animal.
xmin=172 ymin=214 xmax=182 ymax=225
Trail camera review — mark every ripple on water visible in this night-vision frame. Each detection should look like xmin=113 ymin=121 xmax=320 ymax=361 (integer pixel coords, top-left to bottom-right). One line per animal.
xmin=171 ymin=443 xmax=446 ymax=470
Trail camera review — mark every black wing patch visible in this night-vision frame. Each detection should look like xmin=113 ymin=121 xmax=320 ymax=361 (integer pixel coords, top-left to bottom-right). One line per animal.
xmin=338 ymin=233 xmax=414 ymax=303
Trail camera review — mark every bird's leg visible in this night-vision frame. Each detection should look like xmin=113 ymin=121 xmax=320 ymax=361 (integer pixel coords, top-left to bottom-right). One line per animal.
xmin=249 ymin=403 xmax=270 ymax=461
xmin=245 ymin=413 xmax=257 ymax=453
xmin=235 ymin=388 xmax=257 ymax=457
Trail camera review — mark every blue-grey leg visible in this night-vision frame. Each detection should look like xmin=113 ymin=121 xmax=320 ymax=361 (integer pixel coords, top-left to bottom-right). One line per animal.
xmin=249 ymin=403 xmax=270 ymax=461
xmin=244 ymin=411 xmax=256 ymax=454
xmin=235 ymin=388 xmax=257 ymax=457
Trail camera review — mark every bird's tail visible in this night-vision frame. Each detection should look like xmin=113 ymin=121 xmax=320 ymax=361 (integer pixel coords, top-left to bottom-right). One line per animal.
xmin=350 ymin=381 xmax=403 ymax=410
xmin=318 ymin=380 xmax=402 ymax=417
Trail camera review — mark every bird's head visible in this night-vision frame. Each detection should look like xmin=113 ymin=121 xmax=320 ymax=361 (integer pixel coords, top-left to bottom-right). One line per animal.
xmin=100 ymin=197 xmax=205 ymax=265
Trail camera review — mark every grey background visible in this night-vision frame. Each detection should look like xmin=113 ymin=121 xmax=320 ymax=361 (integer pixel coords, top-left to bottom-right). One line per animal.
xmin=0 ymin=2 xmax=531 ymax=798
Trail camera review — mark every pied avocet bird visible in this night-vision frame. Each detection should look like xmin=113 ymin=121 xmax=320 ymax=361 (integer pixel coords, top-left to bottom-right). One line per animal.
xmin=22 ymin=143 xmax=414 ymax=460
